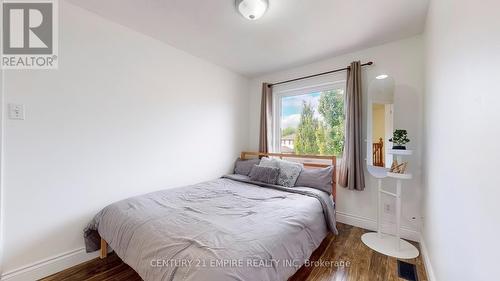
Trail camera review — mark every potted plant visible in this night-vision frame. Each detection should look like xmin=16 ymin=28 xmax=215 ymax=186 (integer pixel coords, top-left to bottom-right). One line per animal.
xmin=389 ymin=129 xmax=410 ymax=150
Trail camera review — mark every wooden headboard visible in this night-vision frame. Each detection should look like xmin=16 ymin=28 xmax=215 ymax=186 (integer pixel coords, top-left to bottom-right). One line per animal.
xmin=240 ymin=151 xmax=337 ymax=201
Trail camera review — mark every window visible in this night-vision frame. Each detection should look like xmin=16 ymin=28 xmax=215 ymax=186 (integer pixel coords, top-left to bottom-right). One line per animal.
xmin=273 ymin=83 xmax=345 ymax=156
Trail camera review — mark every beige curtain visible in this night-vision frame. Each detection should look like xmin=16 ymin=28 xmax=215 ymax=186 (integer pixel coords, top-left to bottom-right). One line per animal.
xmin=338 ymin=61 xmax=365 ymax=190
xmin=259 ymin=83 xmax=272 ymax=153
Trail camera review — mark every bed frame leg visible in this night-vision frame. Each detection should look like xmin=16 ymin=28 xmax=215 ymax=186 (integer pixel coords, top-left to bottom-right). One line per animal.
xmin=100 ymin=238 xmax=108 ymax=259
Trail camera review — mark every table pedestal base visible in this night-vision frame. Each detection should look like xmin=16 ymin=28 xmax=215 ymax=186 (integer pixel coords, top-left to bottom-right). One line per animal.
xmin=361 ymin=232 xmax=419 ymax=259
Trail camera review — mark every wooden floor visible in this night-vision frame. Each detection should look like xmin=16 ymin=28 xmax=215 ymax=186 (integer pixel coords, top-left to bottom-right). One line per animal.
xmin=41 ymin=224 xmax=427 ymax=281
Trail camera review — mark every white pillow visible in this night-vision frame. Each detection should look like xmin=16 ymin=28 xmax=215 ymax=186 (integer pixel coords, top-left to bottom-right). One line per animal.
xmin=259 ymin=157 xmax=278 ymax=168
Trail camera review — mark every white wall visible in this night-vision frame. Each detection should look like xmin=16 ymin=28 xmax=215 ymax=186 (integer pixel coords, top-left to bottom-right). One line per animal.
xmin=422 ymin=0 xmax=500 ymax=280
xmin=0 ymin=1 xmax=249 ymax=279
xmin=248 ymin=36 xmax=424 ymax=239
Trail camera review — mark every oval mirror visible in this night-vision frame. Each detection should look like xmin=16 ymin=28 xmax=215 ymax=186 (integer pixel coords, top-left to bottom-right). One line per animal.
xmin=367 ymin=75 xmax=395 ymax=177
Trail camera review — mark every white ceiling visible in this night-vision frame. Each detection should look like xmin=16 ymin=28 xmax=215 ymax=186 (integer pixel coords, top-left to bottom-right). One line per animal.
xmin=68 ymin=0 xmax=429 ymax=77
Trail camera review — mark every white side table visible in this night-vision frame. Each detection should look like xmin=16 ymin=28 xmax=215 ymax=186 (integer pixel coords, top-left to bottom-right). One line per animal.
xmin=362 ymin=149 xmax=419 ymax=259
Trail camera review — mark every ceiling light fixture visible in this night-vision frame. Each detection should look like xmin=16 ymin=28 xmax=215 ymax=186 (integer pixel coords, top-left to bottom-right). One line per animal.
xmin=236 ymin=0 xmax=268 ymax=21
xmin=376 ymin=74 xmax=389 ymax=80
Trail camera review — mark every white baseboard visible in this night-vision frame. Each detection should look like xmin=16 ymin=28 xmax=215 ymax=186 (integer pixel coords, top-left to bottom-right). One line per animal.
xmin=419 ymin=234 xmax=437 ymax=281
xmin=0 ymin=248 xmax=99 ymax=281
xmin=336 ymin=211 xmax=420 ymax=242
xmin=0 ymin=211 xmax=423 ymax=281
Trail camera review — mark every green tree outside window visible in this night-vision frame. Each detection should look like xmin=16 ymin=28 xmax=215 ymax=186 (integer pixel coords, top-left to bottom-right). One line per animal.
xmin=292 ymin=89 xmax=345 ymax=156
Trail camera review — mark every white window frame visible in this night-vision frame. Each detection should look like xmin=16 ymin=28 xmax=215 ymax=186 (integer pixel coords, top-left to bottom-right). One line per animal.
xmin=271 ymin=81 xmax=346 ymax=154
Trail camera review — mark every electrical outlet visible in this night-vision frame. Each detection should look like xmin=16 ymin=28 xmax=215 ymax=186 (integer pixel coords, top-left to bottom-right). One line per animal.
xmin=384 ymin=203 xmax=391 ymax=213
xmin=8 ymin=104 xmax=25 ymax=120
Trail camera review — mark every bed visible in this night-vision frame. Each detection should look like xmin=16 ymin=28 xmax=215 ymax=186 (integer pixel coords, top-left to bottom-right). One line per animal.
xmin=84 ymin=152 xmax=338 ymax=281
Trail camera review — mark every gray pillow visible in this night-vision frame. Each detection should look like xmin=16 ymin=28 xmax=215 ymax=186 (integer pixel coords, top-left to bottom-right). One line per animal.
xmin=258 ymin=157 xmax=303 ymax=187
xmin=295 ymin=166 xmax=334 ymax=194
xmin=234 ymin=158 xmax=261 ymax=176
xmin=248 ymin=165 xmax=280 ymax=185
xmin=275 ymin=158 xmax=303 ymax=187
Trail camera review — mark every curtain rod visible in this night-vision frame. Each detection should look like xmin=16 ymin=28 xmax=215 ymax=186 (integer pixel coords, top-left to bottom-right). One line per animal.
xmin=267 ymin=61 xmax=373 ymax=87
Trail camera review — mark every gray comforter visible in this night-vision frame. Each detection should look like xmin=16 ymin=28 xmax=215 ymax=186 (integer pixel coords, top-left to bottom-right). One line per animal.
xmin=84 ymin=175 xmax=337 ymax=281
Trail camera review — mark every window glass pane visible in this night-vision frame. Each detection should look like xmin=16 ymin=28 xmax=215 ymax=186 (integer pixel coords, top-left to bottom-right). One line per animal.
xmin=280 ymin=89 xmax=345 ymax=156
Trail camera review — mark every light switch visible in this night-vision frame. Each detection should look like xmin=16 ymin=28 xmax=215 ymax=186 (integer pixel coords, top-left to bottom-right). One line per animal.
xmin=8 ymin=104 xmax=25 ymax=120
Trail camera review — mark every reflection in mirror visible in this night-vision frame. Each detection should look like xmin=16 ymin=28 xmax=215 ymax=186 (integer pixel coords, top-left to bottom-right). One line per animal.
xmin=372 ymin=103 xmax=393 ymax=168
xmin=367 ymin=75 xmax=395 ymax=176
